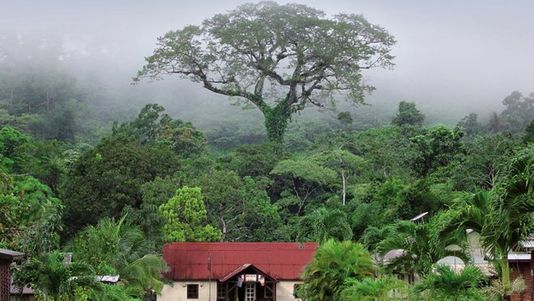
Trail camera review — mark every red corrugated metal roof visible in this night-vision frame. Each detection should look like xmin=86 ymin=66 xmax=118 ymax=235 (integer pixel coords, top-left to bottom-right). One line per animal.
xmin=163 ymin=242 xmax=318 ymax=281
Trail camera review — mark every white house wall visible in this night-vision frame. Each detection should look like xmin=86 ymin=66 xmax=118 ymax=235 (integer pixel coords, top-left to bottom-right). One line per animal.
xmin=157 ymin=281 xmax=303 ymax=301
xmin=158 ymin=281 xmax=217 ymax=301
xmin=276 ymin=281 xmax=302 ymax=301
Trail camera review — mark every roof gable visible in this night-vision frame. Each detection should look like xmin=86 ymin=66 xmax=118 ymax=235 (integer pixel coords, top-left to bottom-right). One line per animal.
xmin=219 ymin=263 xmax=276 ymax=282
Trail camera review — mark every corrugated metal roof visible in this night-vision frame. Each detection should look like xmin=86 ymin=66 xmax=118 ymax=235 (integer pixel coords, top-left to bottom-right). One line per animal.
xmin=0 ymin=248 xmax=24 ymax=260
xmin=508 ymin=252 xmax=531 ymax=261
xmin=163 ymin=242 xmax=318 ymax=281
xmin=96 ymin=275 xmax=120 ymax=283
xmin=520 ymin=239 xmax=534 ymax=249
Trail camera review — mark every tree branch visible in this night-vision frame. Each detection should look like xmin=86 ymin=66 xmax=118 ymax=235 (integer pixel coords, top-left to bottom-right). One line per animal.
xmin=200 ymin=72 xmax=267 ymax=110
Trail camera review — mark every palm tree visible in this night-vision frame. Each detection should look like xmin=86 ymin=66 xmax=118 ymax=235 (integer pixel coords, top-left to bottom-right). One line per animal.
xmin=414 ymin=265 xmax=486 ymax=301
xmin=13 ymin=251 xmax=97 ymax=301
xmin=301 ymin=240 xmax=374 ymax=301
xmin=443 ymin=191 xmax=526 ymax=294
xmin=374 ymin=214 xmax=468 ymax=279
xmin=120 ymin=254 xmax=167 ymax=297
xmin=73 ymin=215 xmax=167 ymax=297
xmin=297 ymin=207 xmax=353 ymax=242
xmin=441 ymin=146 xmax=534 ymax=293
xmin=339 ymin=276 xmax=409 ymax=301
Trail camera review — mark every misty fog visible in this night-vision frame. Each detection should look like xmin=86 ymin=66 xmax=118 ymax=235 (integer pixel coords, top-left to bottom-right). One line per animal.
xmin=1 ymin=0 xmax=533 ymax=132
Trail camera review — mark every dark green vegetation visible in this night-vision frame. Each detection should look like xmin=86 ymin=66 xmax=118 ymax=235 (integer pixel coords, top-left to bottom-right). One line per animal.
xmin=1 ymin=2 xmax=533 ymax=301
xmin=2 ymin=93 xmax=532 ymax=299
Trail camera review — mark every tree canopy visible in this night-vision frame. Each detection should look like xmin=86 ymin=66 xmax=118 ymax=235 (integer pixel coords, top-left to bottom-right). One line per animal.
xmin=159 ymin=186 xmax=221 ymax=242
xmin=135 ymin=1 xmax=395 ymax=141
xmin=1 ymin=7 xmax=533 ymax=299
xmin=392 ymin=101 xmax=425 ymax=127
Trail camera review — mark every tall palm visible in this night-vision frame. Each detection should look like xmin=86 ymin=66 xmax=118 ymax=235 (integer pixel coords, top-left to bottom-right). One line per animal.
xmin=301 ymin=240 xmax=374 ymax=301
xmin=485 ymin=146 xmax=534 ymax=289
xmin=13 ymin=251 xmax=97 ymax=301
xmin=444 ymin=191 xmax=526 ymax=293
xmin=73 ymin=215 xmax=167 ymax=296
xmin=375 ymin=215 xmax=468 ymax=278
xmin=106 ymin=218 xmax=167 ymax=297
xmin=443 ymin=146 xmax=534 ymax=292
xmin=120 ymin=254 xmax=167 ymax=296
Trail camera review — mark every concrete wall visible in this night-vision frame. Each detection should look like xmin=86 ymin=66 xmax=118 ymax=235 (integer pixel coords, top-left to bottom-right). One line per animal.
xmin=158 ymin=281 xmax=303 ymax=301
xmin=275 ymin=281 xmax=302 ymax=301
xmin=158 ymin=281 xmax=217 ymax=301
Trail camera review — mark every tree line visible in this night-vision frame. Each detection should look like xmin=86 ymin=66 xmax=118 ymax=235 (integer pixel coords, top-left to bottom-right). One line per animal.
xmin=2 ymin=97 xmax=533 ymax=299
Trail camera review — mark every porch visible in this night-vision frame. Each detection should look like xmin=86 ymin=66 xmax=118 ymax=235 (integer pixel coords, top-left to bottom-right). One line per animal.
xmin=217 ymin=264 xmax=276 ymax=301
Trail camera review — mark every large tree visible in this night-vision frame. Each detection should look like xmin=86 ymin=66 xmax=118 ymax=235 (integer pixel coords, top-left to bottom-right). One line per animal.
xmin=60 ymin=137 xmax=179 ymax=236
xmin=500 ymin=91 xmax=534 ymax=134
xmin=391 ymin=101 xmax=425 ymax=127
xmin=135 ymin=2 xmax=395 ymax=142
xmin=158 ymin=186 xmax=221 ymax=242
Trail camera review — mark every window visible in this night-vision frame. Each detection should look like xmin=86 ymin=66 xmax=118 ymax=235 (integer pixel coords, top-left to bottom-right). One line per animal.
xmin=293 ymin=284 xmax=303 ymax=299
xmin=217 ymin=283 xmax=226 ymax=300
xmin=187 ymin=284 xmax=199 ymax=299
xmin=245 ymin=283 xmax=256 ymax=301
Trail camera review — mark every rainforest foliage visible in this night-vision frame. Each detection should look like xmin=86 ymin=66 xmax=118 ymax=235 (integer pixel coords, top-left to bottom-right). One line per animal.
xmin=1 ymin=2 xmax=533 ymax=301
xmin=2 ymin=94 xmax=533 ymax=299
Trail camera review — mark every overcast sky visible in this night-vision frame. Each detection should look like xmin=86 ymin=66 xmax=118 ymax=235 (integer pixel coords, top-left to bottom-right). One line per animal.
xmin=2 ymin=0 xmax=533 ymax=116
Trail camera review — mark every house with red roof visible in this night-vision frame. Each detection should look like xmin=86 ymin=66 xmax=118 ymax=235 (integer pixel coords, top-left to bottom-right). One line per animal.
xmin=159 ymin=242 xmax=318 ymax=301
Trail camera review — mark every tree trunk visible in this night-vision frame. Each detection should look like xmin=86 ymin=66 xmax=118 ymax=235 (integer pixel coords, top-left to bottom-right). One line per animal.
xmin=501 ymin=255 xmax=511 ymax=298
xmin=341 ymin=169 xmax=346 ymax=206
xmin=220 ymin=216 xmax=227 ymax=242
xmin=263 ymin=101 xmax=291 ymax=143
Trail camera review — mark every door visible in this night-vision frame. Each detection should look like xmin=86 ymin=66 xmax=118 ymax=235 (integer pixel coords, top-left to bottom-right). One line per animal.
xmin=245 ymin=282 xmax=256 ymax=301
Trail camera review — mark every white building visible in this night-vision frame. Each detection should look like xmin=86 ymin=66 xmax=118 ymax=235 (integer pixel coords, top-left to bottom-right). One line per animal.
xmin=158 ymin=242 xmax=317 ymax=301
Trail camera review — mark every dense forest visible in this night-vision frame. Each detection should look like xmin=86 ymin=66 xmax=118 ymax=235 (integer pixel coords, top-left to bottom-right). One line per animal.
xmin=1 ymin=1 xmax=534 ymax=301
